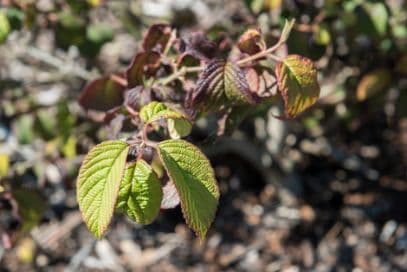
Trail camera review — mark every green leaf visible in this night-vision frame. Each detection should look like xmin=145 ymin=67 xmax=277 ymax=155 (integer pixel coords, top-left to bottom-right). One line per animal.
xmin=77 ymin=140 xmax=129 ymax=238
xmin=13 ymin=189 xmax=47 ymax=233
xmin=15 ymin=115 xmax=34 ymax=144
xmin=6 ymin=8 xmax=24 ymax=30
xmin=167 ymin=119 xmax=192 ymax=139
xmin=140 ymin=102 xmax=192 ymax=138
xmin=275 ymin=54 xmax=320 ymax=118
xmin=314 ymin=24 xmax=331 ymax=45
xmin=86 ymin=24 xmax=114 ymax=44
xmin=0 ymin=11 xmax=10 ymax=43
xmin=158 ymin=139 xmax=219 ymax=239
xmin=116 ymin=160 xmax=162 ymax=224
xmin=56 ymin=10 xmax=86 ymax=48
xmin=190 ymin=59 xmax=256 ymax=112
xmin=362 ymin=2 xmax=388 ymax=38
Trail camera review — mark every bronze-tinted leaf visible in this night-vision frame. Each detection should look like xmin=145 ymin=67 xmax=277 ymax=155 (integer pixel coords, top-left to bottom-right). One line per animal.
xmin=356 ymin=68 xmax=391 ymax=101
xmin=275 ymin=54 xmax=320 ymax=118
xmin=142 ymin=24 xmax=172 ymax=52
xmin=237 ymin=28 xmax=265 ymax=55
xmin=189 ymin=59 xmax=256 ymax=112
xmin=78 ymin=76 xmax=125 ymax=111
xmin=126 ymin=51 xmax=161 ymax=88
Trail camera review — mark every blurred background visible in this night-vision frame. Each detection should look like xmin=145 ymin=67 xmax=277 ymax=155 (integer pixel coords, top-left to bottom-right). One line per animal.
xmin=0 ymin=0 xmax=406 ymax=271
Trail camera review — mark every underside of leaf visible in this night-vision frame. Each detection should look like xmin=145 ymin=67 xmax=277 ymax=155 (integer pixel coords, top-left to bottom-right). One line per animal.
xmin=158 ymin=139 xmax=219 ymax=239
xmin=77 ymin=140 xmax=129 ymax=238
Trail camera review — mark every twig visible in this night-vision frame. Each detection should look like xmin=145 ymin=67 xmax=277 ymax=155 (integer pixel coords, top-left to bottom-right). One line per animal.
xmin=236 ymin=39 xmax=284 ymax=66
xmin=158 ymin=66 xmax=204 ymax=86
xmin=110 ymin=74 xmax=128 ymax=87
xmin=163 ymin=29 xmax=177 ymax=56
xmin=25 ymin=46 xmax=97 ymax=81
xmin=156 ymin=37 xmax=286 ymax=87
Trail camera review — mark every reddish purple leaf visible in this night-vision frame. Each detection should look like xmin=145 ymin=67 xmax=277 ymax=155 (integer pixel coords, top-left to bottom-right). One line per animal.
xmin=188 ymin=59 xmax=256 ymax=112
xmin=126 ymin=51 xmax=161 ymax=88
xmin=78 ymin=76 xmax=125 ymax=111
xmin=179 ymin=31 xmax=217 ymax=61
xmin=142 ymin=24 xmax=172 ymax=52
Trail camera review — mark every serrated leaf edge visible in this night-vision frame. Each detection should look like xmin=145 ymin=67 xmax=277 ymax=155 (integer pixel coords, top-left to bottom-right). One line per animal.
xmin=77 ymin=140 xmax=129 ymax=238
xmin=157 ymin=139 xmax=219 ymax=240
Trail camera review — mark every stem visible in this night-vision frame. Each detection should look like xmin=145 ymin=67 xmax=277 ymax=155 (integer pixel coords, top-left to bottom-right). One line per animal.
xmin=126 ymin=105 xmax=139 ymax=118
xmin=163 ymin=29 xmax=177 ymax=56
xmin=158 ymin=66 xmax=204 ymax=86
xmin=237 ymin=39 xmax=285 ymax=66
xmin=110 ymin=74 xmax=128 ymax=87
xmin=156 ymin=36 xmax=286 ymax=87
xmin=267 ymin=54 xmax=283 ymax=63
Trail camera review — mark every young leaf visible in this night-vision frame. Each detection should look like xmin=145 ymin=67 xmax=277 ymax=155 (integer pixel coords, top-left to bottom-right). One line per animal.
xmin=142 ymin=24 xmax=172 ymax=52
xmin=77 ymin=140 xmax=129 ymax=238
xmin=280 ymin=19 xmax=296 ymax=44
xmin=140 ymin=101 xmax=170 ymax=123
xmin=190 ymin=59 xmax=256 ymax=112
xmin=275 ymin=54 xmax=320 ymax=118
xmin=237 ymin=28 xmax=265 ymax=55
xmin=116 ymin=160 xmax=163 ymax=224
xmin=126 ymin=51 xmax=161 ymax=88
xmin=157 ymin=139 xmax=219 ymax=239
xmin=79 ymin=76 xmax=125 ymax=111
xmin=140 ymin=102 xmax=192 ymax=138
